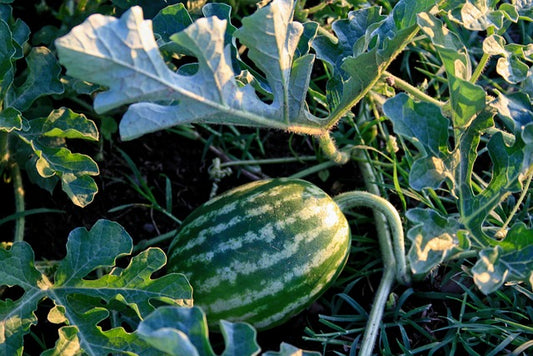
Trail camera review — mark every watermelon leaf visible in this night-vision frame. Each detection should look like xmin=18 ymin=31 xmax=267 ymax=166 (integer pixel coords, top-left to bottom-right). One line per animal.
xmin=55 ymin=0 xmax=326 ymax=141
xmin=12 ymin=108 xmax=100 ymax=207
xmin=472 ymin=223 xmax=533 ymax=294
xmin=0 ymin=219 xmax=192 ymax=355
xmin=137 ymin=305 xmax=319 ymax=356
xmin=312 ymin=0 xmax=435 ymax=122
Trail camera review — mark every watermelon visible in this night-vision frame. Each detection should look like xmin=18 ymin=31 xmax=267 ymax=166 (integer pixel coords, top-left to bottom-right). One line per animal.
xmin=167 ymin=178 xmax=351 ymax=330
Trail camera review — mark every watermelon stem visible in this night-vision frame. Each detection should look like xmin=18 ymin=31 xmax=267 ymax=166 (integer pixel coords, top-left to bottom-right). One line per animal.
xmin=334 ymin=190 xmax=409 ymax=356
xmin=318 ymin=131 xmax=350 ymax=164
xmin=334 ymin=191 xmax=409 ymax=284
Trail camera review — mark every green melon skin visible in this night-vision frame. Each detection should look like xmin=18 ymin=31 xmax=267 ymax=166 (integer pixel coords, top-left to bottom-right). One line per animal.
xmin=167 ymin=178 xmax=351 ymax=330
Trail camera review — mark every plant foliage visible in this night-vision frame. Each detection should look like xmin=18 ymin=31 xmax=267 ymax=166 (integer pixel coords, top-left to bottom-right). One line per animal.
xmin=0 ymin=4 xmax=99 ymax=207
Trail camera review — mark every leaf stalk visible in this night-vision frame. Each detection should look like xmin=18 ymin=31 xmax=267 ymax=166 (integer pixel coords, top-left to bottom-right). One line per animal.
xmin=383 ymin=71 xmax=446 ymax=108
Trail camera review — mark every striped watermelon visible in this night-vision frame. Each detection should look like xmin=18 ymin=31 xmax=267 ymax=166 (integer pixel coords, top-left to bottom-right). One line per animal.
xmin=167 ymin=178 xmax=351 ymax=330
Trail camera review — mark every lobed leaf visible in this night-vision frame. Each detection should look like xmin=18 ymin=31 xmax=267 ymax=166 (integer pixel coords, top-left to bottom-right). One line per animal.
xmin=383 ymin=93 xmax=452 ymax=190
xmin=483 ymin=34 xmax=531 ymax=83
xmin=0 ymin=219 xmax=193 ymax=355
xmin=405 ymin=208 xmax=470 ymax=275
xmin=0 ymin=18 xmax=15 ymax=99
xmin=55 ymin=0 xmax=325 ymax=141
xmin=448 ymin=0 xmax=514 ymax=30
xmin=385 ymin=81 xmax=530 ymax=286
xmin=138 ymin=305 xmax=316 ymax=356
xmin=8 ymin=47 xmax=64 ymax=111
xmin=11 ymin=108 xmax=99 ymax=207
xmin=313 ymin=0 xmax=435 ymax=120
xmin=472 ymin=223 xmax=533 ymax=294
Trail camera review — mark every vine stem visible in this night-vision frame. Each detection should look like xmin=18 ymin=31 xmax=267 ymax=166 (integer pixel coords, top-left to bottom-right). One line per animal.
xmin=318 ymin=131 xmax=350 ymax=164
xmin=334 ymin=190 xmax=409 ymax=285
xmin=334 ymin=190 xmax=408 ymax=356
xmin=11 ymin=163 xmax=25 ymax=242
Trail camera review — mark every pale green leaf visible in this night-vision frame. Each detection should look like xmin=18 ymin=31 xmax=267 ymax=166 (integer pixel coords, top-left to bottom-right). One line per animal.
xmin=472 ymin=246 xmax=509 ymax=294
xmin=312 ymin=7 xmax=386 ymax=72
xmin=138 ymin=305 xmax=315 ymax=356
xmin=383 ymin=93 xmax=452 ymax=190
xmin=138 ymin=306 xmax=215 ymax=356
xmin=0 ymin=242 xmax=48 ymax=355
xmin=484 ymin=34 xmax=532 ymax=83
xmin=417 ymin=12 xmax=471 ymax=80
xmin=219 ymin=320 xmax=260 ymax=356
xmin=326 ymin=0 xmax=434 ymax=118
xmin=472 ymin=224 xmax=533 ymax=294
xmin=55 ymin=1 xmax=324 ymax=141
xmin=448 ymin=76 xmax=486 ymax=128
xmin=14 ymin=109 xmax=100 ymax=207
xmin=41 ymin=326 xmax=81 ymax=356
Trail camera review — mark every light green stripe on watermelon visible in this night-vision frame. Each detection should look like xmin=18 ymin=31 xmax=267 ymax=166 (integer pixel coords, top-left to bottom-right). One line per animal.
xmin=167 ymin=178 xmax=351 ymax=330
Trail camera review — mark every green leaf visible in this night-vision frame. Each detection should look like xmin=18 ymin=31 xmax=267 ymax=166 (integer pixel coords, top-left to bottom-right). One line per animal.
xmin=417 ymin=11 xmax=486 ymax=127
xmin=0 ymin=242 xmax=44 ymax=356
xmin=483 ymin=34 xmax=531 ymax=83
xmin=13 ymin=108 xmax=100 ymax=207
xmin=448 ymin=0 xmax=509 ymax=30
xmin=9 ymin=47 xmax=64 ymax=111
xmin=417 ymin=12 xmax=471 ymax=80
xmin=383 ymin=93 xmax=452 ymax=190
xmin=137 ymin=306 xmax=261 ymax=356
xmin=0 ymin=18 xmax=15 ymax=99
xmin=385 ymin=87 xmax=530 ymax=291
xmin=41 ymin=107 xmax=99 ymax=141
xmin=313 ymin=7 xmax=386 ymax=73
xmin=153 ymin=3 xmax=193 ymax=54
xmin=0 ymin=106 xmax=22 ymax=132
xmin=472 ymin=223 xmax=533 ymax=295
xmin=55 ymin=1 xmax=325 ymax=141
xmin=0 ymin=220 xmax=193 ymax=355
xmin=405 ymin=208 xmax=470 ymax=275
xmin=317 ymin=0 xmax=434 ymax=118
xmin=448 ymin=75 xmax=486 ymax=128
